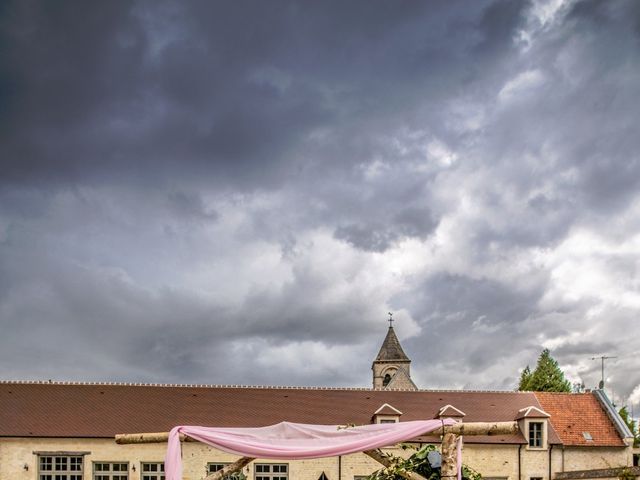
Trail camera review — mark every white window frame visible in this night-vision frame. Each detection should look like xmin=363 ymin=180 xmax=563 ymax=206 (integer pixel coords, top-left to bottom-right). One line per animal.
xmin=93 ymin=461 xmax=129 ymax=480
xmin=374 ymin=415 xmax=399 ymax=424
xmin=527 ymin=421 xmax=545 ymax=449
xmin=141 ymin=462 xmax=165 ymax=480
xmin=37 ymin=454 xmax=84 ymax=480
xmin=254 ymin=463 xmax=288 ymax=480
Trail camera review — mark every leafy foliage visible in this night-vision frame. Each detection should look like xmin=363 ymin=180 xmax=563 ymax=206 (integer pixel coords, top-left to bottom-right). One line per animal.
xmin=368 ymin=444 xmax=481 ymax=480
xmin=517 ymin=349 xmax=571 ymax=392
xmin=618 ymin=406 xmax=639 ymax=448
xmin=225 ymin=472 xmax=247 ymax=480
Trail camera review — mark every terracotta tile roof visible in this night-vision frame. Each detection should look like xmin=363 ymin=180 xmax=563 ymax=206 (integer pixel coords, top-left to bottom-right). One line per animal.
xmin=0 ymin=382 xmax=622 ymax=448
xmin=535 ymin=392 xmax=625 ymax=447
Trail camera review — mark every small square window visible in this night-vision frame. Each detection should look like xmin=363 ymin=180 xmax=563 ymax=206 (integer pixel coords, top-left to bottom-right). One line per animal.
xmin=39 ymin=455 xmax=84 ymax=480
xmin=255 ymin=464 xmax=288 ymax=480
xmin=141 ymin=463 xmax=164 ymax=480
xmin=208 ymin=462 xmax=240 ymax=479
xmin=93 ymin=462 xmax=129 ymax=480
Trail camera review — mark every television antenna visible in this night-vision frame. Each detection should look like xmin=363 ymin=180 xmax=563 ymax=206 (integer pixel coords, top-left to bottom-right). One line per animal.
xmin=590 ymin=355 xmax=617 ymax=390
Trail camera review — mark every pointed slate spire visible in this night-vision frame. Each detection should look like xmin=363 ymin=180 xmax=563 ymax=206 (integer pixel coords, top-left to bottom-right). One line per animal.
xmin=375 ymin=325 xmax=410 ymax=362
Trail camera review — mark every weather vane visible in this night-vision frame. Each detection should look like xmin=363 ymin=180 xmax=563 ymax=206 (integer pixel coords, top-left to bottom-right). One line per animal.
xmin=388 ymin=312 xmax=394 ymax=327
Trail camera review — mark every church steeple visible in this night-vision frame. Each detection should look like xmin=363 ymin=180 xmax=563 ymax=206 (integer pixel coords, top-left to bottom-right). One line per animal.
xmin=372 ymin=314 xmax=417 ymax=390
xmin=374 ymin=322 xmax=410 ymax=362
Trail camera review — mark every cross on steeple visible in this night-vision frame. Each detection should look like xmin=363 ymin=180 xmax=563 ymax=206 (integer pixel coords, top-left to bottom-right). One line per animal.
xmin=388 ymin=312 xmax=394 ymax=327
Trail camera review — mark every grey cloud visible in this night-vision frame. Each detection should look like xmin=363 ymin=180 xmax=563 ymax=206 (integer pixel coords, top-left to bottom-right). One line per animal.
xmin=0 ymin=0 xmax=519 ymax=190
xmin=167 ymin=191 xmax=218 ymax=222
xmin=334 ymin=224 xmax=397 ymax=253
xmin=334 ymin=206 xmax=437 ymax=252
xmin=2 ymin=0 xmax=640 ymax=405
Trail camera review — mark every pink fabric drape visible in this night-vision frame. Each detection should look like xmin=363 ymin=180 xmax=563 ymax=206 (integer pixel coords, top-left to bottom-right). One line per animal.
xmin=165 ymin=419 xmax=460 ymax=480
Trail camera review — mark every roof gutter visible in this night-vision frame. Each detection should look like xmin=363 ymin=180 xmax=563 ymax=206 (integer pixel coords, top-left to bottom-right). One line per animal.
xmin=593 ymin=389 xmax=633 ymax=441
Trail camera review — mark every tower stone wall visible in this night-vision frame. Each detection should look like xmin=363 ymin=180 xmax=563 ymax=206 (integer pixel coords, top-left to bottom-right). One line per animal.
xmin=371 ymin=325 xmax=417 ymax=390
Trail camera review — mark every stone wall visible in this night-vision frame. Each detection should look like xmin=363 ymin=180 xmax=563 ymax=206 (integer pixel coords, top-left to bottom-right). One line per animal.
xmin=0 ymin=438 xmax=632 ymax=480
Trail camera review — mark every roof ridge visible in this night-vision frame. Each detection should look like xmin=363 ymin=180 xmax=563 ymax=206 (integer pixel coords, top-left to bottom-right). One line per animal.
xmin=0 ymin=380 xmax=530 ymax=393
xmin=534 ymin=391 xmax=591 ymax=395
xmin=0 ymin=380 xmax=375 ymax=390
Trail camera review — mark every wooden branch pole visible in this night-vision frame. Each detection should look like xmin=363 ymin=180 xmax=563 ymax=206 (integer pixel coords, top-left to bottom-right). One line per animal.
xmin=114 ymin=421 xmax=518 ymax=480
xmin=440 ymin=433 xmax=458 ymax=480
xmin=115 ymin=432 xmax=185 ymax=444
xmin=442 ymin=421 xmax=518 ymax=436
xmin=438 ymin=422 xmax=518 ymax=480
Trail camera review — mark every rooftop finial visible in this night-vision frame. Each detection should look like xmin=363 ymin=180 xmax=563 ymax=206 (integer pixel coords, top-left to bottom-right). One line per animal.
xmin=388 ymin=312 xmax=394 ymax=327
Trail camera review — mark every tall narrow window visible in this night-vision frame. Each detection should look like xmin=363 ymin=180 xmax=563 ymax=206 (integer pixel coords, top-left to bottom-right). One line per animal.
xmin=38 ymin=455 xmax=83 ymax=480
xmin=529 ymin=422 xmax=543 ymax=447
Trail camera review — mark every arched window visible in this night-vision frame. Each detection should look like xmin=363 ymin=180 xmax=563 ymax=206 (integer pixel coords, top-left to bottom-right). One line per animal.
xmin=383 ymin=373 xmax=392 ymax=387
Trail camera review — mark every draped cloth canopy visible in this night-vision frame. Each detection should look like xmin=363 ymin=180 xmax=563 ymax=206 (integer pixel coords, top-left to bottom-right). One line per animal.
xmin=165 ymin=419 xmax=461 ymax=480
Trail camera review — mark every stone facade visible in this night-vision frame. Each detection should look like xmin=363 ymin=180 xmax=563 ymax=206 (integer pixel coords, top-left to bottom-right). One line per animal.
xmin=0 ymin=437 xmax=632 ymax=480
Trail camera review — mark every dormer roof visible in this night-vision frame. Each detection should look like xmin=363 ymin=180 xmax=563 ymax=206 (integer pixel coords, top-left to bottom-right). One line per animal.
xmin=516 ymin=406 xmax=551 ymax=419
xmin=374 ymin=403 xmax=403 ymax=415
xmin=375 ymin=326 xmax=410 ymax=362
xmin=437 ymin=404 xmax=466 ymax=418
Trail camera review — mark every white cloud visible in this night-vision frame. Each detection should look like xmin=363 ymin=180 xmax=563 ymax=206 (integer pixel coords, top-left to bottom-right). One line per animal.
xmin=498 ymin=70 xmax=546 ymax=103
xmin=629 ymin=384 xmax=640 ymax=407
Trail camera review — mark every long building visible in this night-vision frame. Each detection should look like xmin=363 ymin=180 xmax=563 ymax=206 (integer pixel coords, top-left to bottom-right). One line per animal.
xmin=0 ymin=325 xmax=634 ymax=480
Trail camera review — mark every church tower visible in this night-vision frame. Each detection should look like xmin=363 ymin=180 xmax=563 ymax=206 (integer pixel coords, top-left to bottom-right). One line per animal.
xmin=372 ymin=315 xmax=418 ymax=390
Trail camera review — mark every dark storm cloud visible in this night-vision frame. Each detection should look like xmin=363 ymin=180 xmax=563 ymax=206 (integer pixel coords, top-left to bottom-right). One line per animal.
xmin=334 ymin=205 xmax=437 ymax=252
xmin=2 ymin=0 xmax=640 ymax=407
xmin=0 ymin=0 xmax=520 ymax=189
xmin=167 ymin=191 xmax=218 ymax=222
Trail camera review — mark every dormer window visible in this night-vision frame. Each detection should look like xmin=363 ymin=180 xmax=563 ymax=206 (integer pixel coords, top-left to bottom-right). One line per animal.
xmin=372 ymin=403 xmax=403 ymax=424
xmin=516 ymin=406 xmax=549 ymax=450
xmin=529 ymin=422 xmax=543 ymax=447
xmin=437 ymin=405 xmax=466 ymax=420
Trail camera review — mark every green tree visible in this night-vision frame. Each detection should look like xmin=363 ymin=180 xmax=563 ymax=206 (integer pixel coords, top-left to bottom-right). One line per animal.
xmin=618 ymin=406 xmax=639 ymax=447
xmin=517 ymin=349 xmax=571 ymax=392
xmin=518 ymin=365 xmax=532 ymax=391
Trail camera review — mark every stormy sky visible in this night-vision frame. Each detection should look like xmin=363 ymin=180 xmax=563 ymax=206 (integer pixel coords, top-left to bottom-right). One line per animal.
xmin=1 ymin=0 xmax=640 ymax=409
